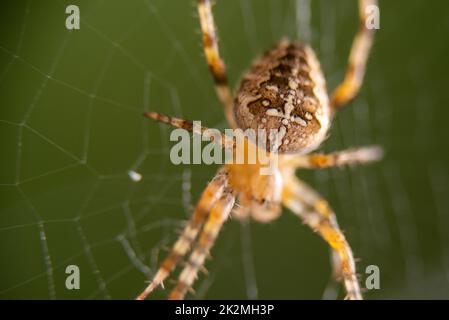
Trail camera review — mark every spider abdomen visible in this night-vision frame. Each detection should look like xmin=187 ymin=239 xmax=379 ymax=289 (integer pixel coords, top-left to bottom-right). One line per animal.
xmin=234 ymin=40 xmax=331 ymax=154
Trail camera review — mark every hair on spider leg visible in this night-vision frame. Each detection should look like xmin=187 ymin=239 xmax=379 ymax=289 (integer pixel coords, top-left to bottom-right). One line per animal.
xmin=168 ymin=279 xmax=197 ymax=296
xmin=229 ymin=202 xmax=244 ymax=218
xmin=188 ymin=286 xmax=197 ymax=295
xmin=233 ymin=202 xmax=243 ymax=209
xmin=144 ymin=279 xmax=165 ymax=290
xmin=200 ymin=265 xmax=209 ymax=275
xmin=182 ymin=259 xmax=205 ymax=271
xmin=360 ymin=287 xmax=370 ymax=294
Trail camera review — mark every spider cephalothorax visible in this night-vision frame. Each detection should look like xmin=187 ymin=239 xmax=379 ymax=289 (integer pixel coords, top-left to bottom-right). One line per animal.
xmin=138 ymin=0 xmax=381 ymax=301
xmin=235 ymin=40 xmax=331 ymax=154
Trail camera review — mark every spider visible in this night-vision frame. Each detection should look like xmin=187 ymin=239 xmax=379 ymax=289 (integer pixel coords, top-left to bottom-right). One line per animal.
xmin=137 ymin=0 xmax=381 ymax=300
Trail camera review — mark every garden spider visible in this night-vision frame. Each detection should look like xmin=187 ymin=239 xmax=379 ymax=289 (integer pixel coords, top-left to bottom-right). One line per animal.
xmin=137 ymin=0 xmax=381 ymax=300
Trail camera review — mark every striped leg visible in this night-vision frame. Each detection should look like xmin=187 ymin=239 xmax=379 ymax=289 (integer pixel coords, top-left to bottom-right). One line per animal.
xmin=330 ymin=0 xmax=378 ymax=109
xmin=144 ymin=111 xmax=211 ymax=136
xmin=169 ymin=188 xmax=236 ymax=299
xmin=136 ymin=168 xmax=229 ymax=300
xmin=197 ymin=0 xmax=237 ymax=128
xmin=284 ymin=145 xmax=383 ymax=169
xmin=282 ymin=174 xmax=362 ymax=300
xmin=144 ymin=111 xmax=247 ymax=151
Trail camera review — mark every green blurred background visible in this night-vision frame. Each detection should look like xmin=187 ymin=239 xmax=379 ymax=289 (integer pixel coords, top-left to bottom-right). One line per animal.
xmin=1 ymin=0 xmax=448 ymax=299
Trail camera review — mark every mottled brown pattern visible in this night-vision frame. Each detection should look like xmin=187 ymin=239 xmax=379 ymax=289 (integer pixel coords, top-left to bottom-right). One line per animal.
xmin=234 ymin=40 xmax=330 ymax=153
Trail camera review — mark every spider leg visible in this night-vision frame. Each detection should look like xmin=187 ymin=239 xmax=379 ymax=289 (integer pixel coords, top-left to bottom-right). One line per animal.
xmin=144 ymin=111 xmax=209 ymax=134
xmin=330 ymin=0 xmax=378 ymax=109
xmin=284 ymin=145 xmax=383 ymax=169
xmin=169 ymin=187 xmax=236 ymax=299
xmin=144 ymin=111 xmax=255 ymax=152
xmin=197 ymin=0 xmax=236 ymax=128
xmin=322 ymin=250 xmax=343 ymax=300
xmin=282 ymin=174 xmax=362 ymax=300
xmin=136 ymin=168 xmax=229 ymax=300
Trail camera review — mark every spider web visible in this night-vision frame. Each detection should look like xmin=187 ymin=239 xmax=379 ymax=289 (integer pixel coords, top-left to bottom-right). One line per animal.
xmin=1 ymin=0 xmax=448 ymax=299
